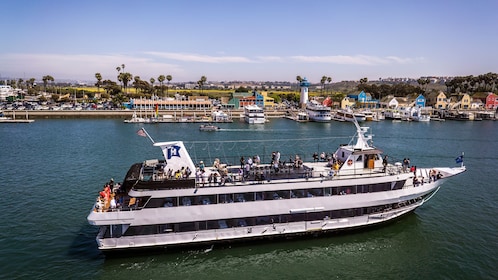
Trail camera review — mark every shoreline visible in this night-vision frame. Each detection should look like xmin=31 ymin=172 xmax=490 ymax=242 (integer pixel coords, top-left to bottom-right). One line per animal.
xmin=2 ymin=109 xmax=286 ymax=120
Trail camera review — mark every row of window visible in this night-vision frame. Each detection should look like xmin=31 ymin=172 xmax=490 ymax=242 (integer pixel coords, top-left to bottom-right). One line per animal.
xmin=104 ymin=198 xmax=421 ymax=238
xmin=142 ymin=181 xmax=406 ymax=208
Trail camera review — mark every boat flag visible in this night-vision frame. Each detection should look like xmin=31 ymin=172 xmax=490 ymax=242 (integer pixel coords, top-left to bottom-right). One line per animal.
xmin=137 ymin=127 xmax=155 ymax=143
xmin=137 ymin=128 xmax=147 ymax=137
xmin=455 ymin=155 xmax=464 ymax=164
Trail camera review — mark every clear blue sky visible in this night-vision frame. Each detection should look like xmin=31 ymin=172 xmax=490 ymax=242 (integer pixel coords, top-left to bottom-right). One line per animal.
xmin=1 ymin=0 xmax=497 ymax=84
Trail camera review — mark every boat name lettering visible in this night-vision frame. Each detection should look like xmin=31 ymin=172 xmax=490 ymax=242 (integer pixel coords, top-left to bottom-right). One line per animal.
xmin=167 ymin=145 xmax=181 ymax=159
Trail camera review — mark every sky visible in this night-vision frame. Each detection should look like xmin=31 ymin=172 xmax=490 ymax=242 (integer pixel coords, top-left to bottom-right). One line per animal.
xmin=1 ymin=0 xmax=497 ymax=84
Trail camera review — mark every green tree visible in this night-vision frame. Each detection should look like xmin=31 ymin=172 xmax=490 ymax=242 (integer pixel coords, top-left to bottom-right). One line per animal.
xmin=327 ymin=76 xmax=332 ymax=94
xmin=320 ymin=76 xmax=327 ymax=94
xmin=42 ymin=75 xmax=54 ymax=93
xmin=133 ymin=76 xmax=141 ymax=93
xmin=296 ymin=75 xmax=302 ymax=92
xmin=150 ymin=78 xmax=155 ymax=95
xmin=166 ymin=75 xmax=172 ymax=97
xmin=158 ymin=75 xmax=165 ymax=97
xmin=198 ymin=75 xmax=207 ymax=94
xmin=95 ymin=73 xmax=102 ymax=93
xmin=120 ymin=72 xmax=133 ymax=94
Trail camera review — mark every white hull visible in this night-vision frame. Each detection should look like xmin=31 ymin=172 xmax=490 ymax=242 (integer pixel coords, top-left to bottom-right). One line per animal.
xmin=306 ymin=101 xmax=331 ymax=122
xmin=244 ymin=105 xmax=266 ymax=124
xmin=88 ymin=122 xmax=465 ymax=252
xmin=92 ymin=174 xmax=452 ymax=251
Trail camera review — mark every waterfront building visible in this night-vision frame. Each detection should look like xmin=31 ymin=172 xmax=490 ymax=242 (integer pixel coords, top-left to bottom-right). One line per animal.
xmin=426 ymin=91 xmax=449 ymax=109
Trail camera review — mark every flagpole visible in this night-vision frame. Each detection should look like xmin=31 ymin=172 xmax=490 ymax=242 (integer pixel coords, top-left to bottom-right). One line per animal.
xmin=141 ymin=127 xmax=155 ymax=144
xmin=461 ymin=151 xmax=464 ymax=167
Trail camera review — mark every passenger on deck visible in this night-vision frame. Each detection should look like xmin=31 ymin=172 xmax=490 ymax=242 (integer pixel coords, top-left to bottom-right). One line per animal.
xmin=184 ymin=166 xmax=192 ymax=178
xmin=247 ymin=157 xmax=253 ymax=167
xmin=294 ymin=155 xmax=302 ymax=168
xmin=313 ymin=152 xmax=318 ymax=162
xmin=320 ymin=152 xmax=326 ymax=161
xmin=175 ymin=170 xmax=182 ymax=179
xmin=382 ymin=155 xmax=388 ymax=172
xmin=110 ymin=196 xmax=117 ymax=209
xmin=254 ymin=155 xmax=260 ymax=165
xmin=199 ymin=161 xmax=205 ymax=172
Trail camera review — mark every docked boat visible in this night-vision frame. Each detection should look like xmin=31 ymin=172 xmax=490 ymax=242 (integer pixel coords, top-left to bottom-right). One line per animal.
xmin=199 ymin=124 xmax=221 ymax=131
xmin=244 ymin=105 xmax=266 ymax=124
xmin=87 ymin=122 xmax=466 ymax=252
xmin=384 ymin=108 xmax=402 ymax=121
xmin=306 ymin=100 xmax=332 ymax=122
xmin=211 ymin=110 xmax=233 ymax=123
xmin=123 ymin=111 xmax=151 ymax=123
xmin=334 ymin=109 xmax=366 ymax=122
xmin=361 ymin=110 xmax=375 ymax=121
xmin=409 ymin=107 xmax=431 ymax=122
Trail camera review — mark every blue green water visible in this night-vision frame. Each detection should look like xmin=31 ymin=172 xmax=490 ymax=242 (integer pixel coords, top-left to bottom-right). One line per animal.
xmin=1 ymin=119 xmax=497 ymax=279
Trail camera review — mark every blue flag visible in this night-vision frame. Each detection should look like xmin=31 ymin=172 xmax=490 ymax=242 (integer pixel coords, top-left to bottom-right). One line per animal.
xmin=455 ymin=155 xmax=463 ymax=164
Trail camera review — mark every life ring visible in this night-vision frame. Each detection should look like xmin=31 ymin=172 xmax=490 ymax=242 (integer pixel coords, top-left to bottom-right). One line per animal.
xmin=347 ymin=159 xmax=353 ymax=166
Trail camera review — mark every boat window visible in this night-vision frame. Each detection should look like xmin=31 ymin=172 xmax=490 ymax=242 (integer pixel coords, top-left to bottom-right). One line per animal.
xmin=309 ymin=188 xmax=323 ymax=197
xmin=235 ymin=193 xmax=246 ymax=202
xmin=392 ymin=180 xmax=405 ymax=190
xmin=178 ymin=222 xmax=195 ymax=232
xmin=181 ymin=197 xmax=192 ymax=206
xmin=255 ymin=192 xmax=264 ymax=201
xmin=277 ymin=190 xmax=290 ymax=199
xmin=158 ymin=224 xmax=173 ymax=233
xmin=356 ymin=155 xmax=363 ymax=162
xmin=218 ymin=194 xmax=233 ymax=203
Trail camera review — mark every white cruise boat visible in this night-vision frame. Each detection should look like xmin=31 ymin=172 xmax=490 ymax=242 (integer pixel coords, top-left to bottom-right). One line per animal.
xmin=384 ymin=108 xmax=402 ymax=121
xmin=334 ymin=109 xmax=366 ymax=122
xmin=87 ymin=122 xmax=466 ymax=252
xmin=244 ymin=105 xmax=266 ymax=124
xmin=306 ymin=100 xmax=332 ymax=122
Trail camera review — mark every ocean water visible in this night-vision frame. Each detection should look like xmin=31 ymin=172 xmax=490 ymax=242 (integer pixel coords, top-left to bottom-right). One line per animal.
xmin=0 ymin=118 xmax=497 ymax=280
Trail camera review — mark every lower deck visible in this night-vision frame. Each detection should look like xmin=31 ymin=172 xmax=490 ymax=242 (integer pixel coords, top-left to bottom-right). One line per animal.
xmin=96 ymin=195 xmax=427 ymax=250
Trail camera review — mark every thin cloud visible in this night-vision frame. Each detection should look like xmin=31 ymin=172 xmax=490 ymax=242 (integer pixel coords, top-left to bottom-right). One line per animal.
xmin=290 ymin=55 xmax=422 ymax=65
xmin=145 ymin=51 xmax=254 ymax=63
xmin=0 ymin=53 xmax=184 ymax=80
xmin=256 ymin=56 xmax=284 ymax=62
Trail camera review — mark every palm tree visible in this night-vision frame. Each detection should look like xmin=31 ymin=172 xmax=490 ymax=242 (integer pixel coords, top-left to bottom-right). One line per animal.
xmin=296 ymin=75 xmax=302 ymax=92
xmin=116 ymin=66 xmax=121 ymax=90
xmin=121 ymin=72 xmax=132 ymax=94
xmin=198 ymin=75 xmax=207 ymax=94
xmin=28 ymin=78 xmax=35 ymax=89
xmin=166 ymin=75 xmax=172 ymax=97
xmin=17 ymin=78 xmax=24 ymax=90
xmin=150 ymin=78 xmax=155 ymax=95
xmin=42 ymin=75 xmax=54 ymax=93
xmin=133 ymin=76 xmax=141 ymax=93
xmin=158 ymin=75 xmax=165 ymax=97
xmin=320 ymin=76 xmax=327 ymax=94
xmin=327 ymin=76 xmax=332 ymax=94
xmin=95 ymin=73 xmax=102 ymax=93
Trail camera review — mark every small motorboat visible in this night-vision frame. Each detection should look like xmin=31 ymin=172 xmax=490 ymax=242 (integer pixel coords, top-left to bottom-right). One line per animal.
xmin=199 ymin=124 xmax=221 ymax=131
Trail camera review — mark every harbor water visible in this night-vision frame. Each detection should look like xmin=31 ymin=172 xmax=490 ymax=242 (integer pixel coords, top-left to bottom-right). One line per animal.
xmin=0 ymin=119 xmax=497 ymax=279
